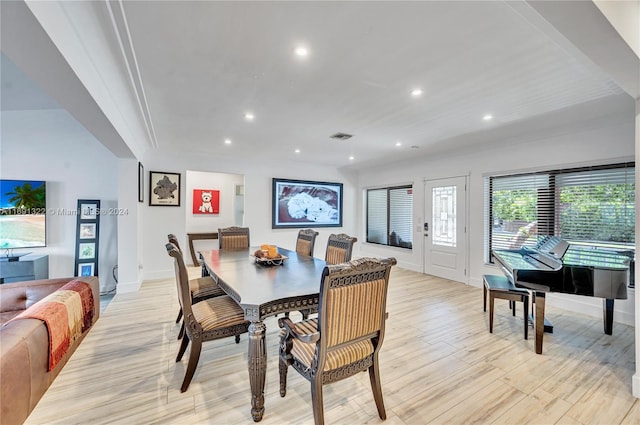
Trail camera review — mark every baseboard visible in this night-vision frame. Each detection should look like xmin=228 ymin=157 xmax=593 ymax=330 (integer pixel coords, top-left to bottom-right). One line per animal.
xmin=116 ymin=279 xmax=141 ymax=294
xmin=633 ymin=373 xmax=640 ymax=398
xmin=143 ymin=268 xmax=174 ymax=282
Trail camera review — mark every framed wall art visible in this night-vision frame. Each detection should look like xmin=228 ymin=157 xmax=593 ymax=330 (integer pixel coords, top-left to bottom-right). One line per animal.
xmin=272 ymin=178 xmax=343 ymax=228
xmin=75 ymin=199 xmax=100 ymax=277
xmin=138 ymin=162 xmax=144 ymax=203
xmin=193 ymin=189 xmax=220 ymax=214
xmin=149 ymin=171 xmax=180 ymax=206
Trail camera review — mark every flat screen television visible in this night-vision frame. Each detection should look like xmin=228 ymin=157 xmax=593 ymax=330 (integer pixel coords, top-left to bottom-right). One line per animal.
xmin=0 ymin=179 xmax=46 ymax=250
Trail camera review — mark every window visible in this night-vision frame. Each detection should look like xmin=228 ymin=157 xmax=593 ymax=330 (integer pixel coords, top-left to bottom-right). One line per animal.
xmin=486 ymin=163 xmax=634 ymax=261
xmin=367 ymin=185 xmax=413 ymax=249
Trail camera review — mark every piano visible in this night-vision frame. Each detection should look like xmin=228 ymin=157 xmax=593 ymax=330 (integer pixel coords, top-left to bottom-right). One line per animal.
xmin=492 ymin=236 xmax=629 ymax=354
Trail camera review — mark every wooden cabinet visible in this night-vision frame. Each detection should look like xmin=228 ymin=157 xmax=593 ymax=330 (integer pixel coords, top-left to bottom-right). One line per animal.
xmin=0 ymin=254 xmax=49 ymax=283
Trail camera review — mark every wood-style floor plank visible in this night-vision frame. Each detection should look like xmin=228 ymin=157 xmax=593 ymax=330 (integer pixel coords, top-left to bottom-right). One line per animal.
xmin=25 ymin=267 xmax=638 ymax=424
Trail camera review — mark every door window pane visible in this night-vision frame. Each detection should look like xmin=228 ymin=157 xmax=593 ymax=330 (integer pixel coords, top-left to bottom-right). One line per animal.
xmin=432 ymin=186 xmax=456 ymax=247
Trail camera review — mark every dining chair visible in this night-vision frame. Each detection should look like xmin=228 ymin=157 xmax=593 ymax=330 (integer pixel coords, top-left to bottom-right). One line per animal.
xmin=296 ymin=229 xmax=319 ymax=257
xmin=168 ymin=234 xmax=226 ymax=335
xmin=278 ymin=257 xmax=397 ymax=425
xmin=324 ymin=233 xmax=357 ymax=265
xmin=218 ymin=226 xmax=250 ymax=249
xmin=166 ymin=242 xmax=250 ymax=392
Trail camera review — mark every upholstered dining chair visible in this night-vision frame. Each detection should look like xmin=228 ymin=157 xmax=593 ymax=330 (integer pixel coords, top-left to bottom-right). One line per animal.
xmin=296 ymin=229 xmax=319 ymax=257
xmin=218 ymin=226 xmax=250 ymax=249
xmin=166 ymin=242 xmax=250 ymax=392
xmin=324 ymin=233 xmax=357 ymax=265
xmin=278 ymin=257 xmax=396 ymax=425
xmin=168 ymin=234 xmax=226 ymax=334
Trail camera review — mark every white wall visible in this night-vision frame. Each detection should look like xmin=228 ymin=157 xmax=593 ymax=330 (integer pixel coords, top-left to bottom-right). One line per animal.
xmin=141 ymin=149 xmax=357 ymax=280
xmin=356 ymin=109 xmax=636 ymax=326
xmin=1 ymin=109 xmax=119 ymax=292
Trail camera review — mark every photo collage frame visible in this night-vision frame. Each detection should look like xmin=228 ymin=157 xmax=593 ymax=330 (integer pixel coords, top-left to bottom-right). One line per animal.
xmin=75 ymin=199 xmax=100 ymax=277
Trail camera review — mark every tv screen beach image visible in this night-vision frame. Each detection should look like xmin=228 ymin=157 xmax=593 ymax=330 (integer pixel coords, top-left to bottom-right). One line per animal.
xmin=0 ymin=179 xmax=46 ymax=249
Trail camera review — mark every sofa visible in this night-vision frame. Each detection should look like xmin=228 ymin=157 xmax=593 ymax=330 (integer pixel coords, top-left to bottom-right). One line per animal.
xmin=0 ymin=277 xmax=100 ymax=425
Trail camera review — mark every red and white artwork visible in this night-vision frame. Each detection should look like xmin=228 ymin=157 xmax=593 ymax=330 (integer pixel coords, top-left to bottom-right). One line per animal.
xmin=192 ymin=189 xmax=220 ymax=214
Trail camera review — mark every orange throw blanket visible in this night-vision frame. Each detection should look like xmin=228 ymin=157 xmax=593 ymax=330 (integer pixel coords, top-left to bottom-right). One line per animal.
xmin=13 ymin=280 xmax=95 ymax=371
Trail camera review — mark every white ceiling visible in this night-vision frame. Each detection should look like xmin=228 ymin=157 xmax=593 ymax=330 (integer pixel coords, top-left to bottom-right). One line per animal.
xmin=1 ymin=1 xmax=636 ymax=169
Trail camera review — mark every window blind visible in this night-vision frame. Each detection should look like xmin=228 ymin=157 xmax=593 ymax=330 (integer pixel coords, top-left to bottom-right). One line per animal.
xmin=366 ymin=185 xmax=413 ymax=249
xmin=485 ymin=162 xmax=635 ymax=263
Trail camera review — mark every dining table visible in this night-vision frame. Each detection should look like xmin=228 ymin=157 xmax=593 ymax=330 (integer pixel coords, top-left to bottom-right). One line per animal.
xmin=198 ymin=247 xmax=326 ymax=422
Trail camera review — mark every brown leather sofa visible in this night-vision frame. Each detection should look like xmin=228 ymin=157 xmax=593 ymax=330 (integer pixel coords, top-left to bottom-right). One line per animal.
xmin=0 ymin=277 xmax=100 ymax=425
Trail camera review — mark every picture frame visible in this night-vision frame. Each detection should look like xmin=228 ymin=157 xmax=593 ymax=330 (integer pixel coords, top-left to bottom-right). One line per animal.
xmin=78 ymin=242 xmax=96 ymax=259
xmin=75 ymin=199 xmax=100 ymax=277
xmin=78 ymin=262 xmax=95 ymax=277
xmin=272 ymin=178 xmax=343 ymax=228
xmin=79 ymin=223 xmax=96 ymax=239
xmin=80 ymin=203 xmax=97 ymax=219
xmin=138 ymin=162 xmax=144 ymax=203
xmin=149 ymin=171 xmax=181 ymax=206
xmin=193 ymin=189 xmax=220 ymax=214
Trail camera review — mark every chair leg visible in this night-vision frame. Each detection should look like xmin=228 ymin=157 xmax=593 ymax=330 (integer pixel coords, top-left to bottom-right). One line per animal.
xmin=310 ymin=377 xmax=324 ymax=425
xmin=181 ymin=338 xmax=202 ymax=393
xmin=368 ymin=358 xmax=387 ymax=420
xmin=175 ymin=308 xmax=183 ymax=323
xmin=489 ymin=295 xmax=495 ymax=333
xmin=176 ymin=333 xmax=189 ymax=362
xmin=279 ymin=357 xmax=288 ymax=397
xmin=512 ymin=300 xmax=517 ymax=316
xmin=235 ymin=334 xmax=241 ymax=344
xmin=523 ymin=296 xmax=529 ymax=340
xmin=177 ymin=321 xmax=185 ymax=340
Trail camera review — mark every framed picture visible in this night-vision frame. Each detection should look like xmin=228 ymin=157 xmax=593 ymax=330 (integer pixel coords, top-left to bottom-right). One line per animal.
xmin=193 ymin=189 xmax=220 ymax=214
xmin=80 ymin=203 xmax=97 ymax=219
xmin=75 ymin=199 xmax=100 ymax=277
xmin=272 ymin=178 xmax=343 ymax=228
xmin=149 ymin=171 xmax=181 ymax=206
xmin=78 ymin=262 xmax=95 ymax=277
xmin=138 ymin=162 xmax=144 ymax=203
xmin=79 ymin=223 xmax=96 ymax=239
xmin=78 ymin=242 xmax=96 ymax=259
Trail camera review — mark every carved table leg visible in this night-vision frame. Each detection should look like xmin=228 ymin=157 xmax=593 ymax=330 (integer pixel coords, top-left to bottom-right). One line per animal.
xmin=534 ymin=291 xmax=546 ymax=354
xmin=248 ymin=321 xmax=267 ymax=422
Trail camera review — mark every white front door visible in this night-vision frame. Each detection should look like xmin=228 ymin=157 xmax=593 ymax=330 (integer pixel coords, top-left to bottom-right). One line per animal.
xmin=423 ymin=176 xmax=467 ymax=283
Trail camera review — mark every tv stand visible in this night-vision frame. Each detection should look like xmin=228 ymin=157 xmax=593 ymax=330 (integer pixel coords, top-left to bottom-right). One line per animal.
xmin=0 ymin=254 xmax=48 ymax=283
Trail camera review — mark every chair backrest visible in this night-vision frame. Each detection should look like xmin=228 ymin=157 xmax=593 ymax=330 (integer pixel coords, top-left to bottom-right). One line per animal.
xmin=218 ymin=226 xmax=250 ymax=249
xmin=166 ymin=243 xmax=197 ymax=327
xmin=167 ymin=233 xmax=182 ymax=253
xmin=316 ymin=257 xmax=396 ymax=368
xmin=296 ymin=229 xmax=319 ymax=257
xmin=324 ymin=233 xmax=357 ymax=265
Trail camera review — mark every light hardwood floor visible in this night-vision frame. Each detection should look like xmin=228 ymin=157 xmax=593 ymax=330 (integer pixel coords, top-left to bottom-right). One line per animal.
xmin=26 ymin=267 xmax=639 ymax=424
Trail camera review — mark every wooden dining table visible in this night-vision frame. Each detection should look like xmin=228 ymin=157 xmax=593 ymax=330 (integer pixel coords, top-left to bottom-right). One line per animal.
xmin=198 ymin=247 xmax=326 ymax=422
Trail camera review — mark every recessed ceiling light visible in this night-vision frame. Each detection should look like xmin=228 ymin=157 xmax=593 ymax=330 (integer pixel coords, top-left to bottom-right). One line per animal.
xmin=294 ymin=46 xmax=309 ymax=57
xmin=483 ymin=114 xmax=493 ymax=121
xmin=410 ymin=88 xmax=423 ymax=97
xmin=349 ymin=156 xmax=355 ymax=161
xmin=244 ymin=112 xmax=255 ymax=121
xmin=295 ymin=149 xmax=301 ymax=154
xmin=224 ymin=139 xmax=232 ymax=145
xmin=395 ymin=141 xmax=402 ymax=147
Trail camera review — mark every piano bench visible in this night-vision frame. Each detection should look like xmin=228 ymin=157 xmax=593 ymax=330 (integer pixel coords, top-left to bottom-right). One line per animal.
xmin=483 ymin=274 xmax=530 ymax=340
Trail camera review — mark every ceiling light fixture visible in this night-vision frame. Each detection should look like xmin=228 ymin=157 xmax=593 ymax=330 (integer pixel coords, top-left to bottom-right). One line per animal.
xmin=395 ymin=141 xmax=402 ymax=147
xmin=410 ymin=88 xmax=423 ymax=97
xmin=244 ymin=112 xmax=255 ymax=121
xmin=294 ymin=46 xmax=309 ymax=57
xmin=224 ymin=139 xmax=232 ymax=145
xmin=349 ymin=156 xmax=355 ymax=161
xmin=483 ymin=114 xmax=493 ymax=121
xmin=295 ymin=149 xmax=301 ymax=154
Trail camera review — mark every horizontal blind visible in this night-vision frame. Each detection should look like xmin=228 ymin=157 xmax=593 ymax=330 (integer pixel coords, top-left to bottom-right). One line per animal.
xmin=367 ymin=189 xmax=387 ymax=244
xmin=486 ymin=162 xmax=635 ymax=262
xmin=556 ymin=166 xmax=634 ymax=245
xmin=389 ymin=187 xmax=413 ymax=248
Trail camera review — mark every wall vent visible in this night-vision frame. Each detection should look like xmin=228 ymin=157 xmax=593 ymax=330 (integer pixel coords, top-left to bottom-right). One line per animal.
xmin=330 ymin=132 xmax=353 ymax=140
